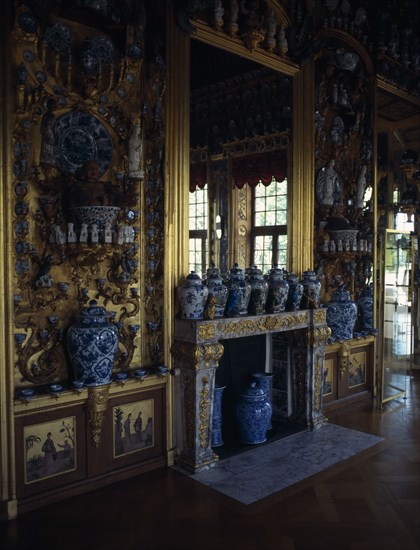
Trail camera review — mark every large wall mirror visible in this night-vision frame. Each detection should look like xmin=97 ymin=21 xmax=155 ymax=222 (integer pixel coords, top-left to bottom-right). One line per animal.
xmin=188 ymin=38 xmax=293 ymax=278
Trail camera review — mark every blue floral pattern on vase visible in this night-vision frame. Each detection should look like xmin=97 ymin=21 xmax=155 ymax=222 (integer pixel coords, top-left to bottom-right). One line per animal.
xmin=251 ymin=372 xmax=273 ymax=430
xmin=225 ymin=263 xmax=251 ymax=316
xmin=286 ymin=272 xmax=304 ymax=311
xmin=204 ymin=263 xmax=228 ymax=318
xmin=326 ymin=284 xmax=358 ymax=342
xmin=357 ymin=283 xmax=374 ymax=332
xmin=265 ymin=266 xmax=289 ymax=313
xmin=246 ymin=265 xmax=268 ymax=315
xmin=234 ymin=381 xmax=272 ymax=444
xmin=179 ymin=271 xmax=209 ymax=319
xmin=67 ymin=300 xmax=119 ymax=386
xmin=300 ymin=269 xmax=321 ymax=310
xmin=211 ymin=385 xmax=226 ymax=447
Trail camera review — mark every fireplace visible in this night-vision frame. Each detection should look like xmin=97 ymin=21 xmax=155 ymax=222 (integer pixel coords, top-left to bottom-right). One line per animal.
xmin=172 ymin=309 xmax=329 ymax=473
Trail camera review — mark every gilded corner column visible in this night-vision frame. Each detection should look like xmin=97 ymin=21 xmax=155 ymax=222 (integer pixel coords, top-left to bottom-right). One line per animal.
xmin=172 ymin=341 xmax=224 ymax=472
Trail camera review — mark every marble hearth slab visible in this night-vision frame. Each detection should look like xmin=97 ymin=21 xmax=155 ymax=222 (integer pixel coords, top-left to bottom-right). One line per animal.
xmin=173 ymin=423 xmax=384 ymax=505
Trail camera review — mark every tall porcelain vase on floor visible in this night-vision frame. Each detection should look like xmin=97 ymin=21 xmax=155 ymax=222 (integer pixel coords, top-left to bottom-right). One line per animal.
xmin=251 ymin=372 xmax=273 ymax=430
xmin=211 ymin=385 xmax=226 ymax=447
xmin=235 ymin=381 xmax=272 ymax=444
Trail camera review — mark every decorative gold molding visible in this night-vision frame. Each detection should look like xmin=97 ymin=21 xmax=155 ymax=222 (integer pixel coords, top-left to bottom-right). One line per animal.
xmin=87 ymin=385 xmax=110 ymax=448
xmin=172 ymin=342 xmax=224 ymax=370
xmin=198 ymin=376 xmax=209 ymax=449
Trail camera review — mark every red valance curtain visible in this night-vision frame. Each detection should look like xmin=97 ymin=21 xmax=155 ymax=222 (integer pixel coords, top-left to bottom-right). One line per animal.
xmin=190 ymin=162 xmax=207 ymax=192
xmin=232 ymin=150 xmax=287 ymax=188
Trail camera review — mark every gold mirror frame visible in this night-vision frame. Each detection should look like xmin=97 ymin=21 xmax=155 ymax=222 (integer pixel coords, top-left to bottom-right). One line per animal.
xmin=163 ymin=8 xmax=315 ymax=366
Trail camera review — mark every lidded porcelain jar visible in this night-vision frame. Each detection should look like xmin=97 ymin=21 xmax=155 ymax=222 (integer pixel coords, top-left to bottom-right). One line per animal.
xmin=224 ymin=263 xmax=251 ymax=316
xmin=179 ymin=271 xmax=209 ymax=319
xmin=300 ymin=269 xmax=321 ymax=309
xmin=234 ymin=380 xmax=272 ymax=444
xmin=285 ymin=272 xmax=304 ymax=311
xmin=203 ymin=262 xmax=228 ymax=318
xmin=326 ymin=284 xmax=357 ymax=342
xmin=67 ymin=300 xmax=119 ymax=386
xmin=245 ymin=264 xmax=268 ymax=315
xmin=265 ymin=265 xmax=289 ymax=313
xmin=357 ymin=283 xmax=373 ymax=332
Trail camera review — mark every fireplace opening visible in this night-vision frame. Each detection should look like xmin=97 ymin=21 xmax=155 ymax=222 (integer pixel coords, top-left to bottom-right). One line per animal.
xmin=214 ymin=334 xmax=306 ymax=459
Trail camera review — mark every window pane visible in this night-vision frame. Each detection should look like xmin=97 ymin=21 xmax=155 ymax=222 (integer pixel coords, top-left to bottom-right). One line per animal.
xmin=189 ymin=186 xmax=208 ymax=231
xmin=252 ymin=178 xmax=288 ymax=273
xmin=254 ymin=235 xmax=273 ymax=275
xmin=277 ymin=235 xmax=288 ymax=267
xmin=189 ymin=185 xmax=208 ymax=276
xmin=254 ymin=179 xmax=287 ymax=227
xmin=189 ymin=238 xmax=205 ymax=278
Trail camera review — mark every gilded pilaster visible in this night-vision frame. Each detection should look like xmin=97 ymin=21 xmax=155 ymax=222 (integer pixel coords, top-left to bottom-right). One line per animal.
xmin=164 ymin=6 xmax=190 ymax=460
xmin=291 ymin=60 xmax=315 ymax=274
xmin=0 ymin=0 xmax=18 ymax=521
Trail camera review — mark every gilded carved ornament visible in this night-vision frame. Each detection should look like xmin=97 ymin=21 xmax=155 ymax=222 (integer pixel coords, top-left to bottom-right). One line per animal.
xmin=199 ymin=376 xmax=210 ymax=449
xmin=314 ymin=353 xmax=323 ymax=412
xmin=87 ymin=385 xmax=110 ymax=448
xmin=172 ymin=342 xmax=224 ymax=370
xmin=9 ymin=2 xmax=168 ymax=390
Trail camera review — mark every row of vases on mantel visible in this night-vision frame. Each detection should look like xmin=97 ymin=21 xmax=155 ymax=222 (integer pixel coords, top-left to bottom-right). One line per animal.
xmin=179 ymin=263 xmax=322 ymax=320
xmin=212 ymin=372 xmax=273 ymax=447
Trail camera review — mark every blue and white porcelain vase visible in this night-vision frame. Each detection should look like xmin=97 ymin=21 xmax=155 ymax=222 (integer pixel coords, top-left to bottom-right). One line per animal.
xmin=179 ymin=271 xmax=209 ymax=319
xmin=285 ymin=272 xmax=304 ymax=311
xmin=224 ymin=263 xmax=251 ymax=316
xmin=357 ymin=283 xmax=374 ymax=332
xmin=234 ymin=381 xmax=272 ymax=444
xmin=326 ymin=284 xmax=357 ymax=341
xmin=251 ymin=372 xmax=273 ymax=430
xmin=265 ymin=266 xmax=289 ymax=313
xmin=211 ymin=384 xmax=226 ymax=447
xmin=246 ymin=264 xmax=268 ymax=315
xmin=204 ymin=262 xmax=228 ymax=318
xmin=67 ymin=300 xmax=119 ymax=386
xmin=300 ymin=269 xmax=321 ymax=310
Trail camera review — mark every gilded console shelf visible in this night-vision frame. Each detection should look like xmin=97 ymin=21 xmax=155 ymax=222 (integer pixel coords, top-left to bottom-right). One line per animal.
xmin=175 ymin=309 xmax=325 ymax=345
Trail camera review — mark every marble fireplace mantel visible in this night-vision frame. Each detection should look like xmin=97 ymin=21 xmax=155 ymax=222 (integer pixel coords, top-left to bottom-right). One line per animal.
xmin=172 ymin=309 xmax=330 ymax=473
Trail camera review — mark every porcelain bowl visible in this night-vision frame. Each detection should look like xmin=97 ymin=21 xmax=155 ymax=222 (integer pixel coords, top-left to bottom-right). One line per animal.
xmin=70 ymin=206 xmax=120 ymax=228
xmin=328 ymin=229 xmax=358 ymax=245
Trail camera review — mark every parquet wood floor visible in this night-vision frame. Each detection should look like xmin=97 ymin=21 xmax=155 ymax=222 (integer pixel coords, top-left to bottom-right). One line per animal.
xmin=1 ymin=372 xmax=419 ymax=550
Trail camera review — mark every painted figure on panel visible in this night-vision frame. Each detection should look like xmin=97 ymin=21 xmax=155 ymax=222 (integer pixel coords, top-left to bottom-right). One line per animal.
xmin=24 ymin=417 xmax=76 ymax=483
xmin=113 ymin=399 xmax=154 ymax=457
